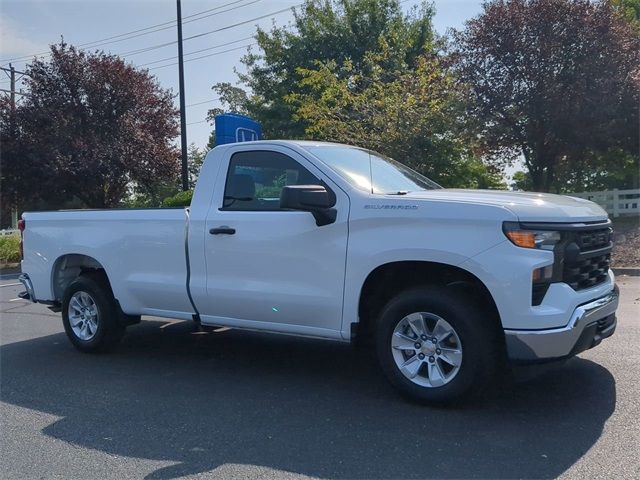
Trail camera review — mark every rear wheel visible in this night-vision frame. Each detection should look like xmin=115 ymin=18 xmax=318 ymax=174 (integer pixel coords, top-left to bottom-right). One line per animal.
xmin=62 ymin=273 xmax=125 ymax=353
xmin=376 ymin=286 xmax=498 ymax=405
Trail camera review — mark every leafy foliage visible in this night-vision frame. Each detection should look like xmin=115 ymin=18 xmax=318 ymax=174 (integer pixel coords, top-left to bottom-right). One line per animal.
xmin=1 ymin=42 xmax=180 ymax=213
xmin=213 ymin=0 xmax=435 ymax=139
xmin=454 ymin=0 xmax=640 ymax=192
xmin=123 ymin=144 xmax=205 ymax=208
xmin=123 ymin=181 xmax=181 ymax=209
xmin=510 ymin=171 xmax=533 ymax=191
xmin=613 ymin=0 xmax=640 ymax=24
xmin=0 ymin=235 xmax=21 ymax=264
xmin=553 ymin=150 xmax=640 ymax=192
xmin=161 ymin=190 xmax=193 ymax=207
xmin=206 ymin=82 xmax=250 ymax=120
xmin=255 ymin=173 xmax=288 ymax=199
xmin=187 ymin=143 xmax=206 ymax=189
xmin=290 ymin=47 xmax=505 ymax=188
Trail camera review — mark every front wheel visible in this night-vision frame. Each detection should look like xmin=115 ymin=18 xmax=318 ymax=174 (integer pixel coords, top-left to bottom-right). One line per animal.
xmin=376 ymin=286 xmax=498 ymax=405
xmin=62 ymin=273 xmax=125 ymax=353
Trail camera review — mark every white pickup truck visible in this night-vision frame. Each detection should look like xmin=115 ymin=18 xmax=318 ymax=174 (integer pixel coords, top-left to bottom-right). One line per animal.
xmin=19 ymin=140 xmax=618 ymax=404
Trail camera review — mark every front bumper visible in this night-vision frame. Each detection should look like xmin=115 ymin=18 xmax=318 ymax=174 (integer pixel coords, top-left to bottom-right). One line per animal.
xmin=505 ymin=285 xmax=619 ymax=362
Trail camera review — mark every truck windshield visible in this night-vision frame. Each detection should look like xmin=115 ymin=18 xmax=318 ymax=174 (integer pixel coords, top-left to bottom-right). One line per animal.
xmin=305 ymin=145 xmax=441 ymax=194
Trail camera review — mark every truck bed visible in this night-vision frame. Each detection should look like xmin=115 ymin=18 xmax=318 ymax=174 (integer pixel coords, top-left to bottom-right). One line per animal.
xmin=22 ymin=208 xmax=194 ymax=318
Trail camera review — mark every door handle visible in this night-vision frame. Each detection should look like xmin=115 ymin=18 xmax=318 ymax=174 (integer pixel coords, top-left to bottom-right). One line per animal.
xmin=209 ymin=226 xmax=236 ymax=235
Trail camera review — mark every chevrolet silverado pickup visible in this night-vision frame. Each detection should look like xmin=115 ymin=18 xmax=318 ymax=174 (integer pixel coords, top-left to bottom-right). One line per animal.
xmin=18 ymin=140 xmax=619 ymax=404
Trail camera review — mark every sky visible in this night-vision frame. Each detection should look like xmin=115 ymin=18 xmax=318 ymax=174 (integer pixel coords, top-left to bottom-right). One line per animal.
xmin=0 ymin=0 xmax=484 ymax=151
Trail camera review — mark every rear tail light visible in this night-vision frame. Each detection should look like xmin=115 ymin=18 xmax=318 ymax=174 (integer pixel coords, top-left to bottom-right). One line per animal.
xmin=17 ymin=219 xmax=25 ymax=260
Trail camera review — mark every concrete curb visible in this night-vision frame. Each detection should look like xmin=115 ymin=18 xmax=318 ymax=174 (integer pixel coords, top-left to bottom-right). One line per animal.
xmin=612 ymin=267 xmax=640 ymax=276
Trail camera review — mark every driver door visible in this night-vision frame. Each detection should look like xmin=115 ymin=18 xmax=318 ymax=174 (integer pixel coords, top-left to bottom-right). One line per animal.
xmin=199 ymin=146 xmax=349 ymax=337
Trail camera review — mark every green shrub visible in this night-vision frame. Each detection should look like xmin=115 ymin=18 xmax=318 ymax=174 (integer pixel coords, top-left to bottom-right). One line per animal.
xmin=161 ymin=190 xmax=193 ymax=207
xmin=0 ymin=234 xmax=21 ymax=264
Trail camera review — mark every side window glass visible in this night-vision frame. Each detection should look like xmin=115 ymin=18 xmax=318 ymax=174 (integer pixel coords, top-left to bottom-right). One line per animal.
xmin=222 ymin=151 xmax=321 ymax=211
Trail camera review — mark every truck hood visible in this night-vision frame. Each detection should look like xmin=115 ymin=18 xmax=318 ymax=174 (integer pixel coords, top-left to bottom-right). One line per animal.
xmin=404 ymin=189 xmax=608 ymax=222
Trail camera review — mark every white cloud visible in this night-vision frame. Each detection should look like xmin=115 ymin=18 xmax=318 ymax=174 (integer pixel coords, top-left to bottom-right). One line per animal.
xmin=0 ymin=16 xmax=48 ymax=63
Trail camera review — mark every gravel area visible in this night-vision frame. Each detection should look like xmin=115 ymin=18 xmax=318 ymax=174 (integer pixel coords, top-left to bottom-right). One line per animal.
xmin=612 ymin=216 xmax=640 ymax=268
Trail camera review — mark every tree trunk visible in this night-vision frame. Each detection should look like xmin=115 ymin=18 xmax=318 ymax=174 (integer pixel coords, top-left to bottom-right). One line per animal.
xmin=522 ymin=145 xmax=545 ymax=192
xmin=543 ymin=163 xmax=555 ymax=193
xmin=529 ymin=147 xmax=556 ymax=193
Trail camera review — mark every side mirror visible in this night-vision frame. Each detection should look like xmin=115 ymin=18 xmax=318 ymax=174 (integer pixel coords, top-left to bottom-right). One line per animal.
xmin=280 ymin=185 xmax=337 ymax=226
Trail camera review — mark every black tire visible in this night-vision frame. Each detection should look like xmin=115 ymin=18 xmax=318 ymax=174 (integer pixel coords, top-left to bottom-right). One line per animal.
xmin=375 ymin=285 xmax=499 ymax=405
xmin=61 ymin=272 xmax=125 ymax=353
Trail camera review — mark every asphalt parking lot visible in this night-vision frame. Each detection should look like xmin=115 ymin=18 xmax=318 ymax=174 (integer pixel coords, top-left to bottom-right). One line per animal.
xmin=1 ymin=276 xmax=638 ymax=480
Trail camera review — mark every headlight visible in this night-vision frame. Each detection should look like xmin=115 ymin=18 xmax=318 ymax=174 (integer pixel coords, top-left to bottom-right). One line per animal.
xmin=503 ymin=222 xmax=561 ymax=250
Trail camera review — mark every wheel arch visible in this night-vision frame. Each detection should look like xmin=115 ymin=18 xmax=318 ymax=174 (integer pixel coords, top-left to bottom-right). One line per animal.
xmin=355 ymin=261 xmax=503 ymax=344
xmin=51 ymin=253 xmax=112 ymax=302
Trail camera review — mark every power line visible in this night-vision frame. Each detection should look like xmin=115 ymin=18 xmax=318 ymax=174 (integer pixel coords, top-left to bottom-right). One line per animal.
xmin=0 ymin=0 xmax=259 ymax=64
xmin=186 ymin=97 xmax=220 ymax=107
xmin=186 ymin=119 xmax=211 ymax=126
xmin=78 ymin=0 xmax=254 ymax=48
xmin=0 ymin=66 xmax=28 ymax=76
xmin=118 ymin=41 xmax=178 ymax=58
xmin=149 ymin=43 xmax=256 ymax=70
xmin=3 ymin=2 xmax=299 ymax=72
xmin=0 ymin=88 xmax=29 ymax=96
xmin=184 ymin=6 xmax=297 ymax=43
xmin=74 ymin=0 xmax=262 ymax=52
xmin=118 ymin=5 xmax=298 ymax=59
xmin=138 ymin=36 xmax=253 ymax=67
xmin=5 ymin=3 xmax=298 ymax=69
xmin=182 ymin=0 xmax=251 ymax=21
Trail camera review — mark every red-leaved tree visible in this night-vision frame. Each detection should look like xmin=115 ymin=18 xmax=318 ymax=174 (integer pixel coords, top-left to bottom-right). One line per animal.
xmin=454 ymin=0 xmax=640 ymax=192
xmin=1 ymin=42 xmax=179 ymax=213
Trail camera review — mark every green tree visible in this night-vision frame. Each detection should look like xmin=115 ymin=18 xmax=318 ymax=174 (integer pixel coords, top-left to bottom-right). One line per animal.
xmin=454 ymin=0 xmax=640 ymax=192
xmin=510 ymin=171 xmax=533 ymax=191
xmin=553 ymin=150 xmax=640 ymax=192
xmin=613 ymin=0 xmax=640 ymax=24
xmin=125 ymin=144 xmax=205 ymax=207
xmin=187 ymin=143 xmax=206 ymax=189
xmin=289 ymin=47 xmax=505 ymax=188
xmin=211 ymin=0 xmax=435 ymax=138
xmin=206 ymin=82 xmax=250 ymax=149
xmin=161 ymin=189 xmax=194 ymax=207
xmin=124 ymin=181 xmax=180 ymax=208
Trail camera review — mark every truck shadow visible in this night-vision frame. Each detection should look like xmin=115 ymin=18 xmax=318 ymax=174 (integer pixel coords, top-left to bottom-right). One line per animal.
xmin=1 ymin=319 xmax=615 ymax=479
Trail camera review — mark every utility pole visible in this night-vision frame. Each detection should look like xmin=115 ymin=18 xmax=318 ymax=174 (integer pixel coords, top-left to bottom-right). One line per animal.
xmin=176 ymin=0 xmax=189 ymax=191
xmin=1 ymin=64 xmax=19 ymax=227
xmin=9 ymin=64 xmax=15 ymax=116
xmin=1 ymin=64 xmax=29 ymax=113
xmin=8 ymin=64 xmax=16 ymax=228
xmin=9 ymin=64 xmax=16 ymax=227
